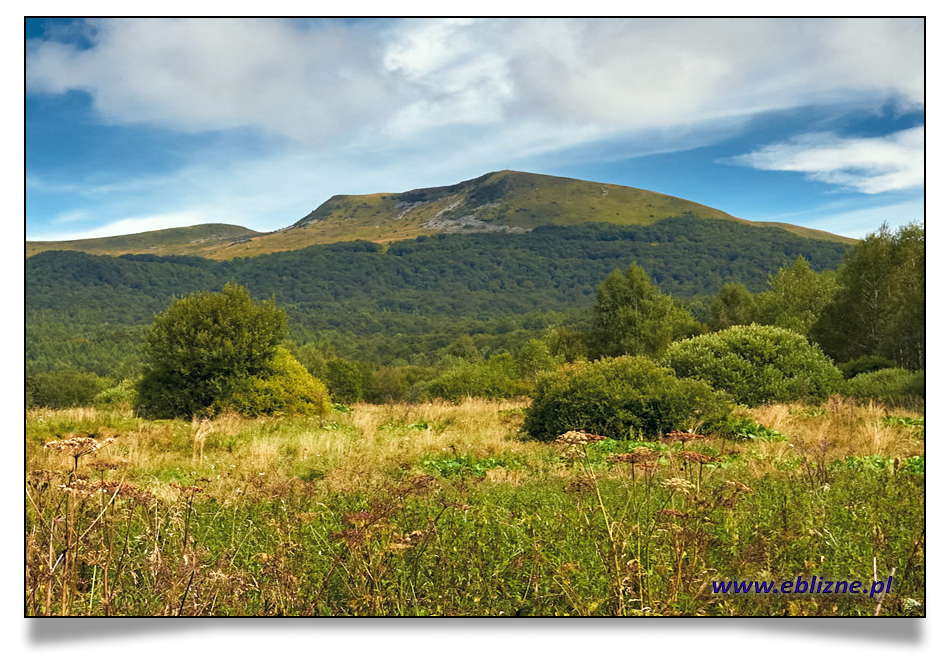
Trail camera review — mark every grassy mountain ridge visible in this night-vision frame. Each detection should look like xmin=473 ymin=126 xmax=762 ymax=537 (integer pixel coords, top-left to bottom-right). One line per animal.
xmin=26 ymin=171 xmax=854 ymax=260
xmin=25 ymin=223 xmax=260 ymax=259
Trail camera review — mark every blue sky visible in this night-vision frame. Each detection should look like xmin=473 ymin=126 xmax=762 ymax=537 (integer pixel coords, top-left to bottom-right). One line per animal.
xmin=25 ymin=18 xmax=924 ymax=241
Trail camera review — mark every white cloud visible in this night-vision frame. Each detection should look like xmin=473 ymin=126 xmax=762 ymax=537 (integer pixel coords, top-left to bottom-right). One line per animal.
xmin=26 ymin=18 xmax=923 ymax=146
xmin=791 ymin=199 xmax=923 ymax=240
xmin=728 ymin=126 xmax=923 ymax=194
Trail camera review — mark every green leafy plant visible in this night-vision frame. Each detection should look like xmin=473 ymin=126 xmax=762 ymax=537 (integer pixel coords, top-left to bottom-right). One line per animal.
xmin=724 ymin=416 xmax=787 ymax=442
xmin=664 ymin=324 xmax=843 ymax=406
xmin=137 ymin=282 xmax=288 ymax=418
xmin=422 ymin=454 xmax=523 ymax=478
xmin=845 ymin=368 xmax=925 ymax=405
xmin=523 ymin=355 xmax=733 ymax=441
xmin=833 ymin=455 xmax=892 ymax=472
xmin=902 ymin=455 xmax=925 ymax=476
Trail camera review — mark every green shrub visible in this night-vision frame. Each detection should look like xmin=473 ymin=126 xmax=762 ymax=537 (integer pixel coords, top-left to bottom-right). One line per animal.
xmin=364 ymin=366 xmax=409 ymax=403
xmin=838 ymin=355 xmax=898 ymax=379
xmin=845 ymin=368 xmax=925 ymax=404
xmin=324 ymin=359 xmax=371 ymax=404
xmin=93 ymin=378 xmax=140 ymax=408
xmin=664 ymin=325 xmax=843 ymax=406
xmin=26 ymin=368 xmax=110 ymax=409
xmin=137 ymin=283 xmax=287 ymax=418
xmin=217 ymin=347 xmax=332 ymax=417
xmin=523 ymin=356 xmax=733 ymax=442
xmin=425 ymin=354 xmax=524 ymax=402
xmin=723 ymin=416 xmax=787 ymax=442
xmin=516 ymin=339 xmax=562 ymax=382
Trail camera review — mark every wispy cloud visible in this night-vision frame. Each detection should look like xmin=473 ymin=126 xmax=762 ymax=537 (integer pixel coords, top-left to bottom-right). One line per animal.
xmin=790 ymin=199 xmax=923 ymax=240
xmin=727 ymin=126 xmax=923 ymax=194
xmin=30 ymin=208 xmax=214 ymax=241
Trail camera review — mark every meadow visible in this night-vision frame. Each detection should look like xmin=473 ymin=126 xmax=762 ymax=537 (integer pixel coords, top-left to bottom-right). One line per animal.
xmin=25 ymin=397 xmax=924 ymax=616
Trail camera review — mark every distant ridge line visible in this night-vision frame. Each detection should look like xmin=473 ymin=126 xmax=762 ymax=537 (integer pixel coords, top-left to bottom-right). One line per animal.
xmin=26 ymin=171 xmax=855 ymax=260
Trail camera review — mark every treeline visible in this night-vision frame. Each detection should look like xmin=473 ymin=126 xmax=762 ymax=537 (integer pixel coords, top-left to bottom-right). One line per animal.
xmin=306 ymin=222 xmax=922 ymax=409
xmin=27 ymin=216 xmax=847 ymax=377
xmin=693 ymin=223 xmax=924 ymax=370
xmin=27 ymin=218 xmax=847 ymax=322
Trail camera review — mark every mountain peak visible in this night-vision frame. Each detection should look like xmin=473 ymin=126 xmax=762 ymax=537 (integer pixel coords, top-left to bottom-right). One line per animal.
xmin=27 ymin=171 xmax=854 ymax=260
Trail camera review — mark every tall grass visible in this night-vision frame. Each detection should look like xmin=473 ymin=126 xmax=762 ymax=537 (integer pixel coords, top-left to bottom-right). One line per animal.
xmin=25 ymin=398 xmax=924 ymax=616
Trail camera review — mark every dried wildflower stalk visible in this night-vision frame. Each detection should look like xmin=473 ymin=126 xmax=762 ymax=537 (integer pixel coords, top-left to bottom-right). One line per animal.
xmin=44 ymin=436 xmax=115 ymax=472
xmin=553 ymin=430 xmax=608 ymax=447
xmin=191 ymin=418 xmax=213 ymax=462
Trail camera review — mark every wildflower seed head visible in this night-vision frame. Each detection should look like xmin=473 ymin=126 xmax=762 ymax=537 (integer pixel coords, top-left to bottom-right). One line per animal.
xmin=44 ymin=436 xmax=101 ymax=459
xmin=554 ymin=431 xmax=608 ymax=447
xmin=661 ymin=477 xmax=696 ymax=494
xmin=559 ymin=447 xmax=586 ymax=463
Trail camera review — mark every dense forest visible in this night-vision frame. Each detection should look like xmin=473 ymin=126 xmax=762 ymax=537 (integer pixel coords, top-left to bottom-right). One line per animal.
xmin=27 ymin=216 xmax=847 ymax=375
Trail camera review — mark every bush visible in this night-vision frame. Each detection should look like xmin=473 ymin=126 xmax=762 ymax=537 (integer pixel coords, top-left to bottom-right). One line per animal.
xmin=217 ymin=347 xmax=332 ymax=417
xmin=425 ymin=354 xmax=524 ymax=402
xmin=324 ymin=359 xmax=372 ymax=404
xmin=26 ymin=368 xmax=110 ymax=409
xmin=93 ymin=378 xmax=139 ymax=408
xmin=516 ymin=339 xmax=562 ymax=382
xmin=845 ymin=368 xmax=925 ymax=404
xmin=138 ymin=283 xmax=287 ymax=418
xmin=838 ymin=355 xmax=898 ymax=379
xmin=363 ymin=365 xmax=437 ymax=404
xmin=664 ymin=325 xmax=843 ymax=406
xmin=364 ymin=366 xmax=409 ymax=404
xmin=523 ymin=356 xmax=733 ymax=441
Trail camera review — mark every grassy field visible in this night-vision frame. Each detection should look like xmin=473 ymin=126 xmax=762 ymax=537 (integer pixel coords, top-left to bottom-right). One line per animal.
xmin=25 ymin=398 xmax=924 ymax=616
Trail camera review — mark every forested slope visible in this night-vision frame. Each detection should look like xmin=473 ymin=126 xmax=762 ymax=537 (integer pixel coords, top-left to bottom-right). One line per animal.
xmin=27 ymin=217 xmax=849 ymax=373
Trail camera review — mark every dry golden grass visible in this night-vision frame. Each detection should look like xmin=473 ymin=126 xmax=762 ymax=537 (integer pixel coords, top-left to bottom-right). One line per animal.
xmin=26 ymin=399 xmax=537 ymax=499
xmin=26 ymin=396 xmax=922 ymax=501
xmin=748 ymin=396 xmax=923 ymax=461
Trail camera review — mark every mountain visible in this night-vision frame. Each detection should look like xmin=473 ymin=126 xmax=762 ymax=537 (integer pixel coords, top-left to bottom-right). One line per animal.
xmin=25 ymin=171 xmax=854 ymax=260
xmin=25 ymin=223 xmax=260 ymax=259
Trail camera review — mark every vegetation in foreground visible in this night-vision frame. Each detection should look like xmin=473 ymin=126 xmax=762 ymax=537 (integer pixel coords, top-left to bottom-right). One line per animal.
xmin=26 ymin=398 xmax=924 ymax=616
